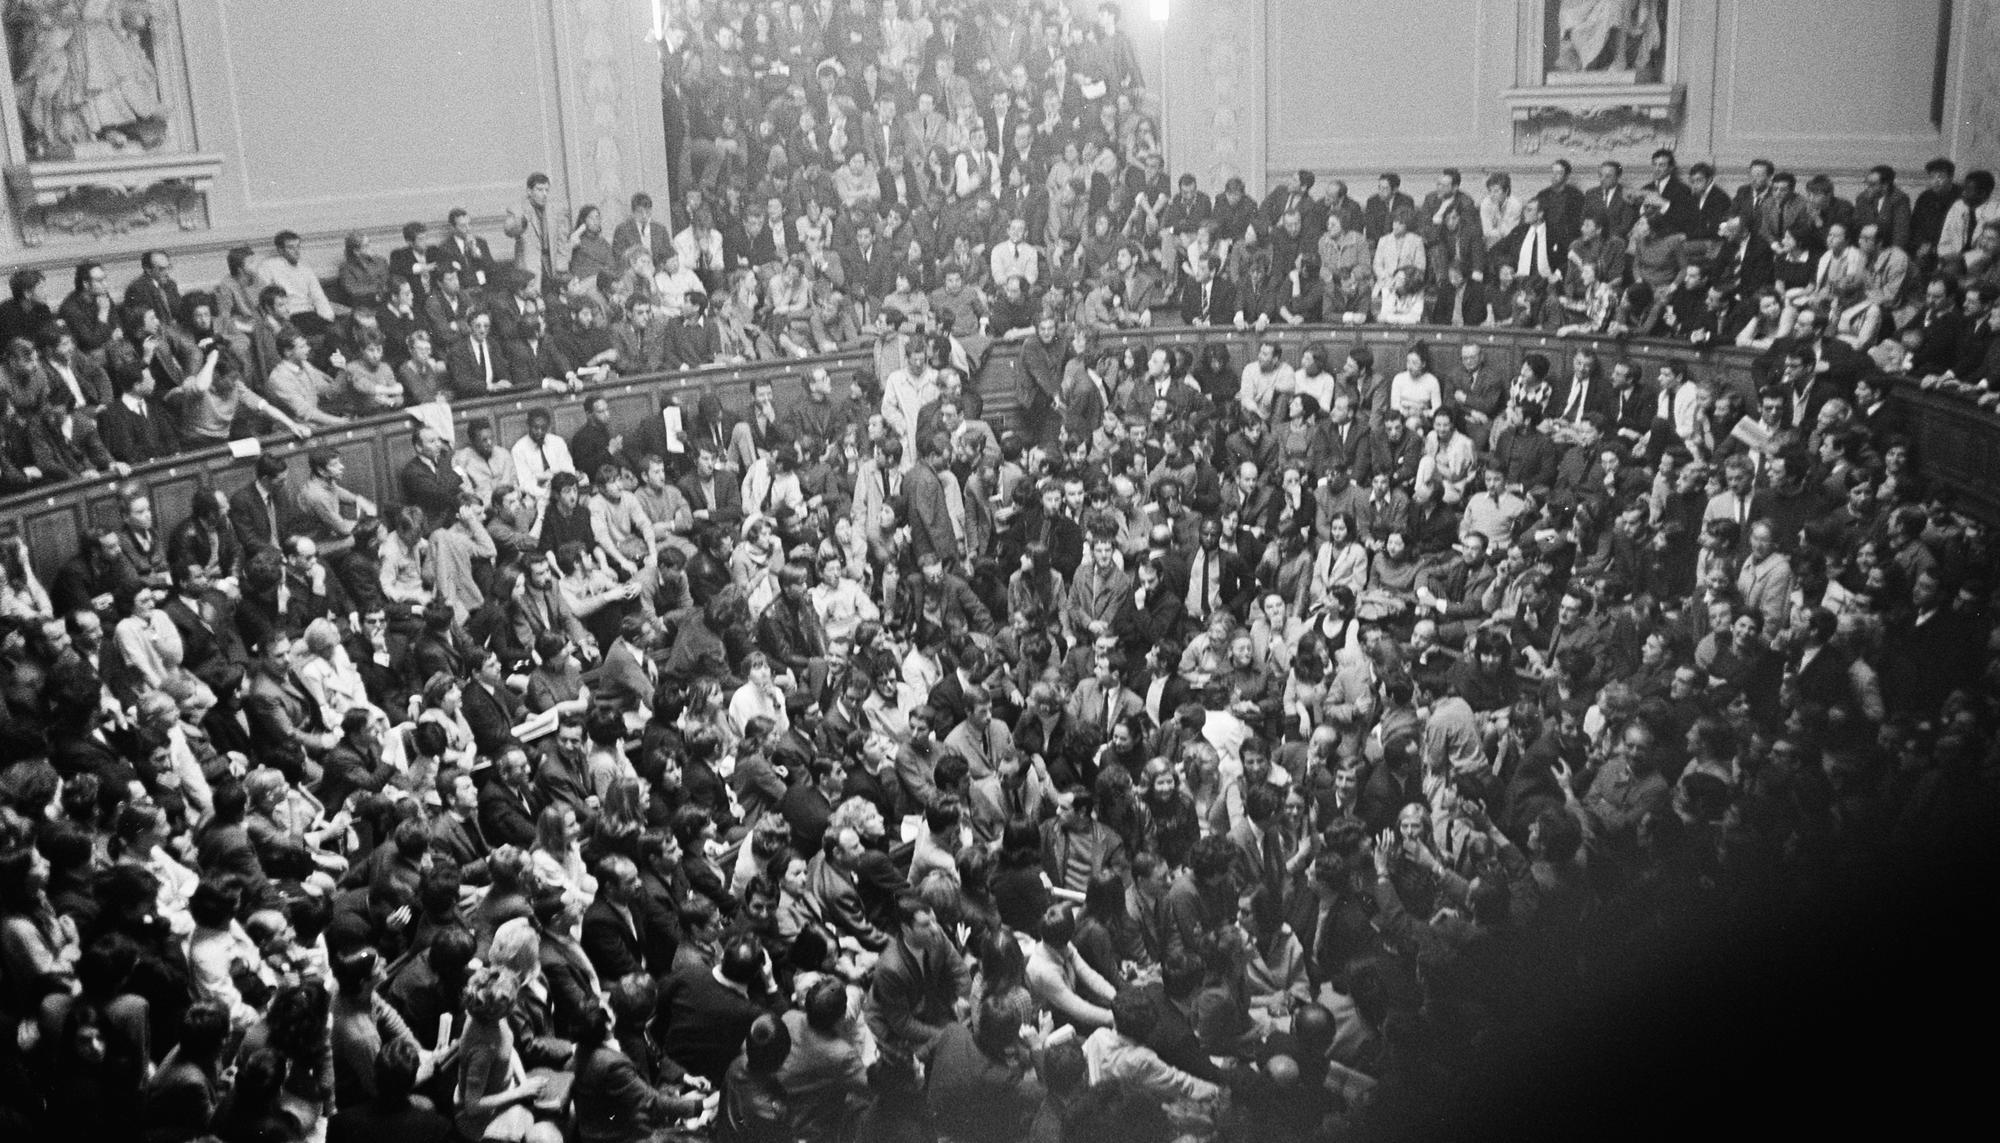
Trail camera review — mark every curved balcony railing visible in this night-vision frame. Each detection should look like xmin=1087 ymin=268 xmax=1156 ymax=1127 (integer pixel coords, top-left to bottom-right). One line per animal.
xmin=6 ymin=325 xmax=1989 ymax=579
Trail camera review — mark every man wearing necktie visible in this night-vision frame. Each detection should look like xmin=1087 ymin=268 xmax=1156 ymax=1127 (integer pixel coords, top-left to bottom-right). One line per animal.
xmin=1514 ymin=199 xmax=1553 ymax=279
xmin=1183 ymin=519 xmax=1231 ymax=621
xmin=450 ymin=311 xmax=505 ymax=395
xmin=1558 ymin=348 xmax=1601 ymax=434
xmin=989 ymin=216 xmax=1038 ymax=287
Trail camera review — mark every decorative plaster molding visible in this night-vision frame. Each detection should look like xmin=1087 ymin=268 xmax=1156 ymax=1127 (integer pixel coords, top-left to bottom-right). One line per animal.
xmin=1503 ymin=81 xmax=1684 ymax=155
xmin=1512 ymin=109 xmax=1681 ymax=154
xmin=574 ymin=0 xmax=627 ymax=211
xmin=5 ymin=152 xmax=223 ymax=246
xmin=1200 ymin=29 xmax=1248 ymax=189
xmin=1963 ymin=0 xmax=2000 ymax=170
xmin=1502 ymin=82 xmax=1685 ymax=123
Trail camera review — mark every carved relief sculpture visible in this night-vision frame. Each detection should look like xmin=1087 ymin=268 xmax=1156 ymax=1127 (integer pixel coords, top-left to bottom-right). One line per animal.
xmin=2 ymin=0 xmax=224 ymax=246
xmin=8 ymin=0 xmax=168 ymax=159
xmin=1552 ymin=0 xmax=1665 ymax=80
xmin=1504 ymin=0 xmax=1683 ymax=156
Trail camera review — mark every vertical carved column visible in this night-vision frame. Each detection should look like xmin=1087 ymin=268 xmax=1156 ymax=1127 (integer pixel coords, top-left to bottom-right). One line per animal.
xmin=1960 ymin=0 xmax=2000 ymax=170
xmin=1159 ymin=0 xmax=1267 ymax=196
xmin=545 ymin=0 xmax=672 ymax=218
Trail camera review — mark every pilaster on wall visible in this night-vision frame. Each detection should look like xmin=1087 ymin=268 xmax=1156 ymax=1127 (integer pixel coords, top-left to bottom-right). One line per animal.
xmin=0 ymin=0 xmax=671 ymax=290
xmin=546 ymin=0 xmax=672 ymax=225
xmin=1152 ymin=0 xmax=1993 ymax=208
xmin=1956 ymin=0 xmax=2000 ymax=171
xmin=1157 ymin=0 xmax=1268 ymax=197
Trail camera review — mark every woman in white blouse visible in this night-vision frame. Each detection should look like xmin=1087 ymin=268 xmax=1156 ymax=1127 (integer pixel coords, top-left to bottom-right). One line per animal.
xmin=1372 ymin=210 xmax=1427 ymax=285
xmin=1376 ymin=266 xmax=1427 ymax=325
xmin=727 ymin=652 xmax=791 ymax=742
xmin=1480 ymin=171 xmax=1523 ymax=247
xmin=1305 ymin=513 xmax=1370 ymax=615
xmin=296 ymin=618 xmax=374 ymax=729
xmin=528 ymin=803 xmax=597 ymax=908
xmin=417 ymin=672 xmax=478 ymax=770
xmin=113 ymin=583 xmax=185 ymax=695
xmin=1420 ymin=406 xmax=1480 ymax=504
xmin=1388 ymin=341 xmax=1444 ymax=423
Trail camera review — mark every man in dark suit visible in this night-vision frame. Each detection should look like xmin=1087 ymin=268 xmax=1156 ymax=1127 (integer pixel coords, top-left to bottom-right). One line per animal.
xmin=1227 ymin=784 xmax=1295 ymax=905
xmin=0 ymin=270 xmax=54 ymax=349
xmin=434 ymin=207 xmax=496 ymax=290
xmin=1140 ymin=959 xmax=1228 ymax=1086
xmin=1362 ymin=174 xmax=1416 ymax=246
xmin=582 ymin=854 xmax=659 ymax=981
xmin=1761 ymin=307 xmax=1869 ymax=394
xmin=1169 ymin=519 xmax=1251 ymax=628
xmin=399 ymin=424 xmax=464 ymax=531
xmin=591 ymin=616 xmax=659 ymax=716
xmin=38 ymin=323 xmax=110 ymax=412
xmin=533 ymin=894 xmax=604 ymax=1041
xmin=676 ymin=443 xmax=744 ymax=532
xmin=424 ymin=267 xmax=477 ymax=349
xmin=388 ymin=222 xmax=439 ymax=306
xmin=502 ymin=316 xmax=577 ymax=389
xmin=1176 ymin=255 xmax=1240 ymax=326
xmin=23 ymin=404 xmax=113 ymax=481
xmin=1495 ymin=198 xmax=1561 ymax=281
xmin=228 ymin=454 xmax=294 ymax=554
xmin=429 ymin=769 xmax=492 ymax=882
xmin=162 ymin=563 xmax=234 ymax=685
xmin=53 ymin=527 xmax=136 ymax=617
xmin=1590 ymin=160 xmax=1639 ymax=239
xmin=445 ymin=311 xmax=511 ymax=396
xmin=569 ymin=395 xmax=626 ymax=482
xmin=97 ymin=362 xmax=181 ymax=465
xmin=1641 ymin=149 xmax=1698 ymax=236
xmin=902 ymin=432 xmax=960 ymax=567
xmin=611 ymin=192 xmax=675 ymax=265
xmin=1605 ymin=361 xmax=1657 ymax=448
xmin=123 ymin=250 xmax=185 ymax=335
xmin=244 ymin=630 xmax=338 ymax=782
xmin=317 ymin=709 xmax=397 ymax=811
xmin=1904 ymin=278 xmax=1966 ymax=379
xmin=478 ymin=747 xmax=543 ymax=849
xmin=461 ymin=648 xmax=524 ymax=758
xmin=1851 ymin=375 xmax=1905 ymax=451
xmin=657 ymin=938 xmax=771 ymax=1083
xmin=1263 ymin=169 xmax=1330 ymax=245
xmin=1710 ymin=215 xmax=1775 ymax=296
xmin=1534 ymin=159 xmax=1588 ymax=253
xmin=841 ymin=221 xmax=898 ymax=305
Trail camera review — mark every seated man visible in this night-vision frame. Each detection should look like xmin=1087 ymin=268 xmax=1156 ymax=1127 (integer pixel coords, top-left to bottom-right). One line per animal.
xmin=259 ymin=229 xmax=337 ymax=336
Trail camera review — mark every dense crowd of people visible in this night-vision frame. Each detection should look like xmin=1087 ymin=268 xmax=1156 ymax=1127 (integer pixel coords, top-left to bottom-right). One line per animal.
xmin=0 ymin=3 xmax=1997 ymax=1143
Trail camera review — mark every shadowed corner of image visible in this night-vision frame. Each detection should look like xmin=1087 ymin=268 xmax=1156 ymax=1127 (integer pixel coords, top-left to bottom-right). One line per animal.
xmin=1409 ymin=834 xmax=2000 ymax=1143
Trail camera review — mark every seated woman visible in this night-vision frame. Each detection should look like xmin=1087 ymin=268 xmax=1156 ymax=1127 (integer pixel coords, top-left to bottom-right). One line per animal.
xmin=812 ymin=553 xmax=879 ymax=644
xmin=1362 ymin=531 xmax=1424 ymax=621
xmin=295 ymin=618 xmax=374 ymax=729
xmin=528 ymin=803 xmax=597 ymax=908
xmin=415 ymin=671 xmax=478 ymax=771
xmin=1374 ymin=266 xmax=1427 ymax=325
xmin=336 ymin=334 xmax=403 ymax=414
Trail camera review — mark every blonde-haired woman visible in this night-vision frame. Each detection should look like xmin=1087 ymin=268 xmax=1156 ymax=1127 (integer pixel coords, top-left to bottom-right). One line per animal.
xmin=456 ymin=965 xmax=564 ymax=1143
xmin=296 ymin=617 xmax=372 ymax=729
xmin=529 ymin=803 xmax=597 ymax=908
xmin=112 ymin=583 xmax=185 ymax=701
